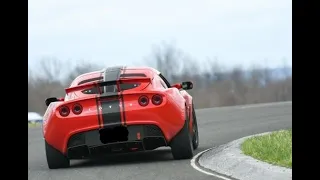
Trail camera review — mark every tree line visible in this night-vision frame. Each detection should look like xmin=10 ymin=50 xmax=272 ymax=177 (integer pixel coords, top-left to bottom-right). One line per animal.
xmin=28 ymin=43 xmax=292 ymax=114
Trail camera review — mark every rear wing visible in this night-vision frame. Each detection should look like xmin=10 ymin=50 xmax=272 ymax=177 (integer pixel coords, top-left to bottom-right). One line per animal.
xmin=65 ymin=77 xmax=152 ymax=94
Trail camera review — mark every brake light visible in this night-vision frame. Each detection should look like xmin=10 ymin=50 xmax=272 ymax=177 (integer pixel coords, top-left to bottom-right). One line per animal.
xmin=138 ymin=95 xmax=149 ymax=106
xmin=59 ymin=106 xmax=70 ymax=117
xmin=152 ymin=94 xmax=163 ymax=105
xmin=72 ymin=103 xmax=83 ymax=115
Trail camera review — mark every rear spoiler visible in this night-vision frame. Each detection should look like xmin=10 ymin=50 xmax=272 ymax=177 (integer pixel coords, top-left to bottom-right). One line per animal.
xmin=65 ymin=77 xmax=152 ymax=94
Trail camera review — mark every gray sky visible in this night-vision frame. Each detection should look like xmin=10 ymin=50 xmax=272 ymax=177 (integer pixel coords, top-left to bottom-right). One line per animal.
xmin=28 ymin=0 xmax=292 ymax=71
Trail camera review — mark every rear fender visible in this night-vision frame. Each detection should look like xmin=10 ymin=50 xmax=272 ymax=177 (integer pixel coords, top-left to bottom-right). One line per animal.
xmin=163 ymin=88 xmax=186 ymax=119
xmin=122 ymin=89 xmax=186 ymax=141
xmin=179 ymin=90 xmax=192 ymax=107
xmin=43 ymin=97 xmax=102 ymax=153
xmin=178 ymin=90 xmax=194 ymax=132
xmin=42 ymin=101 xmax=61 ymax=135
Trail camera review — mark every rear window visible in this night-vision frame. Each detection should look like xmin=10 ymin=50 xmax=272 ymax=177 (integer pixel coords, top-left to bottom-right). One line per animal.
xmin=79 ymin=73 xmax=146 ymax=94
xmin=81 ymin=83 xmax=141 ymax=94
xmin=120 ymin=73 xmax=146 ymax=78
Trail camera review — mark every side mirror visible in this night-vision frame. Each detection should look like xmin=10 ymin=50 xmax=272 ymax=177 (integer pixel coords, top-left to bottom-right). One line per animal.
xmin=171 ymin=81 xmax=193 ymax=90
xmin=45 ymin=97 xmax=63 ymax=106
xmin=181 ymin=81 xmax=193 ymax=90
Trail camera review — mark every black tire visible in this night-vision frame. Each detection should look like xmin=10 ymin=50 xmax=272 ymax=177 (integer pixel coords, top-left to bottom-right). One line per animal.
xmin=191 ymin=102 xmax=199 ymax=150
xmin=170 ymin=108 xmax=194 ymax=160
xmin=45 ymin=141 xmax=70 ymax=169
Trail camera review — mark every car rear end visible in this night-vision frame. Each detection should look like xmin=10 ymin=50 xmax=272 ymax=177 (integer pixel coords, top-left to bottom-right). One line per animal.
xmin=44 ymin=74 xmax=185 ymax=159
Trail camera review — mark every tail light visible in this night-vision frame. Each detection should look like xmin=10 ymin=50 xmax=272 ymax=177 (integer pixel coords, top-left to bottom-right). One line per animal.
xmin=72 ymin=103 xmax=83 ymax=115
xmin=59 ymin=106 xmax=70 ymax=117
xmin=138 ymin=96 xmax=149 ymax=106
xmin=152 ymin=94 xmax=163 ymax=105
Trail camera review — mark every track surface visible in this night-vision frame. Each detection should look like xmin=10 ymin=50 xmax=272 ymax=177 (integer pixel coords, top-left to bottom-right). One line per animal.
xmin=28 ymin=102 xmax=292 ymax=180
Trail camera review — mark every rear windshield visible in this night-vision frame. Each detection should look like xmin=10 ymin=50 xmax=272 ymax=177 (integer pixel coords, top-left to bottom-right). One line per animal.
xmin=78 ymin=73 xmax=146 ymax=94
xmin=81 ymin=83 xmax=141 ymax=94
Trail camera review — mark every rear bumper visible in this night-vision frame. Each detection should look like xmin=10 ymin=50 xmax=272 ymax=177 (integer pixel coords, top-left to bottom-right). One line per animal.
xmin=66 ymin=125 xmax=167 ymax=159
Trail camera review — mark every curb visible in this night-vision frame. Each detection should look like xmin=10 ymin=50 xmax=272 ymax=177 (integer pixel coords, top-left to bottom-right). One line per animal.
xmin=196 ymin=131 xmax=292 ymax=180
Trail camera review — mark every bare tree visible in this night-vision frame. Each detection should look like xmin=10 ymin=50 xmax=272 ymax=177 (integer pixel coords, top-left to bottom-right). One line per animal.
xmin=63 ymin=62 xmax=101 ymax=86
xmin=146 ymin=42 xmax=185 ymax=82
xmin=35 ymin=57 xmax=64 ymax=82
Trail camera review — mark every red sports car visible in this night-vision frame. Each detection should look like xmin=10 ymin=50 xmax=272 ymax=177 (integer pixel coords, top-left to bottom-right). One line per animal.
xmin=43 ymin=66 xmax=199 ymax=169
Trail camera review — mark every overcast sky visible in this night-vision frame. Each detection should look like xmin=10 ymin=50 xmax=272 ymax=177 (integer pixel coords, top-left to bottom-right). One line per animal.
xmin=28 ymin=0 xmax=292 ymax=72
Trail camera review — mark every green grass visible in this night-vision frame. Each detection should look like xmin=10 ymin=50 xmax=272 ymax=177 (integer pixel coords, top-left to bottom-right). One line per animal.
xmin=28 ymin=122 xmax=42 ymax=128
xmin=241 ymin=129 xmax=292 ymax=168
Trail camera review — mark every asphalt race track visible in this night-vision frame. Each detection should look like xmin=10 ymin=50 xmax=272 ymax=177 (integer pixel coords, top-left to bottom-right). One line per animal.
xmin=28 ymin=102 xmax=292 ymax=180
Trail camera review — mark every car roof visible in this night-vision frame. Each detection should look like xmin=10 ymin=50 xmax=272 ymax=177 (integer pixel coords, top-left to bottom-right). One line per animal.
xmin=70 ymin=66 xmax=160 ymax=87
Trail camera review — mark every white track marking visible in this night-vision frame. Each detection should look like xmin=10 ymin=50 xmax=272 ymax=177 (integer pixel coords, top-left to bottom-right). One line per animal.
xmin=190 ymin=148 xmax=233 ymax=180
